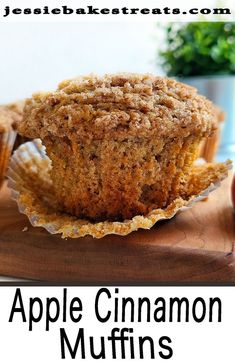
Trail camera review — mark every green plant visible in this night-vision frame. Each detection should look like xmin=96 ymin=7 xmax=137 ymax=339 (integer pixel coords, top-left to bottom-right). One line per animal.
xmin=159 ymin=22 xmax=235 ymax=77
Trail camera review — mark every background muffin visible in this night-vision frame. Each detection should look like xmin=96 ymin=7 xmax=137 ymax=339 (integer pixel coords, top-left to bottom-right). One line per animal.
xmin=0 ymin=101 xmax=24 ymax=188
xmin=199 ymin=105 xmax=224 ymax=162
xmin=17 ymin=74 xmax=217 ymax=221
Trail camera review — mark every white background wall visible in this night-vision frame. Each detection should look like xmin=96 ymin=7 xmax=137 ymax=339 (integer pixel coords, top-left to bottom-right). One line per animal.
xmin=0 ymin=22 xmax=163 ymax=103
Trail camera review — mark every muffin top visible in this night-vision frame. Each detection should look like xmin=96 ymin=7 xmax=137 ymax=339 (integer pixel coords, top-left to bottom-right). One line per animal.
xmin=0 ymin=101 xmax=24 ymax=133
xmin=18 ymin=73 xmax=218 ymax=142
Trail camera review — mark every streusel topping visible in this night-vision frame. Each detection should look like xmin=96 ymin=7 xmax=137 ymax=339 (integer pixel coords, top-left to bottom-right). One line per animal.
xmin=18 ymin=74 xmax=217 ymax=141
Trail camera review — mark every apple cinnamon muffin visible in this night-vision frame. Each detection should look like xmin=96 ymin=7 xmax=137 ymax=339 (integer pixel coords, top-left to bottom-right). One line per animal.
xmin=17 ymin=74 xmax=217 ymax=221
xmin=0 ymin=101 xmax=24 ymax=188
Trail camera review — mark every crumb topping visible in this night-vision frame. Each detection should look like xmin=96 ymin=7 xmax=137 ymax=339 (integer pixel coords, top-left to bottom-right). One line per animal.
xmin=18 ymin=74 xmax=217 ymax=141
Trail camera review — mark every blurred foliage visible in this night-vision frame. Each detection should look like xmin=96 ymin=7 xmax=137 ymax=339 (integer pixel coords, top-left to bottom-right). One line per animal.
xmin=159 ymin=22 xmax=235 ymax=76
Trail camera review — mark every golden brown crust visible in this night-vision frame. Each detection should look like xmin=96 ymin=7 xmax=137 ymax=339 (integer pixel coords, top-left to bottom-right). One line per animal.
xmin=0 ymin=100 xmax=25 ymax=133
xmin=18 ymin=73 xmax=217 ymax=142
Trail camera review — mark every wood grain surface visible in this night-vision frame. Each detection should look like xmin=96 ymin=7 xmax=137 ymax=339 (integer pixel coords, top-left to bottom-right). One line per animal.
xmin=0 ymin=178 xmax=235 ymax=283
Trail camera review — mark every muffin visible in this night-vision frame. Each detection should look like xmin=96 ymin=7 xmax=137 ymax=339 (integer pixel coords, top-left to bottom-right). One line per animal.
xmin=17 ymin=74 xmax=218 ymax=221
xmin=0 ymin=101 xmax=24 ymax=188
xmin=199 ymin=105 xmax=224 ymax=162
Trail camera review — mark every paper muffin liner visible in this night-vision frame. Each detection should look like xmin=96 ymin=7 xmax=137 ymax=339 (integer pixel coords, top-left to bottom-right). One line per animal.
xmin=7 ymin=139 xmax=232 ymax=238
xmin=0 ymin=130 xmax=16 ymax=188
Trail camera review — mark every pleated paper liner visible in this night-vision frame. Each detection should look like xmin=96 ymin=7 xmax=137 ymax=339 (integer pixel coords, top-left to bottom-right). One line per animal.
xmin=7 ymin=139 xmax=232 ymax=238
xmin=0 ymin=131 xmax=16 ymax=188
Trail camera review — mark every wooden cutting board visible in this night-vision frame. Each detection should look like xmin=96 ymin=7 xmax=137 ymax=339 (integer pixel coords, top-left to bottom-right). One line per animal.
xmin=0 ymin=177 xmax=235 ymax=283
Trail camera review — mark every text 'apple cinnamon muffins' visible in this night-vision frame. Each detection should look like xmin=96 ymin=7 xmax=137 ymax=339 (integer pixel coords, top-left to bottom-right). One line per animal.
xmin=17 ymin=74 xmax=218 ymax=222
